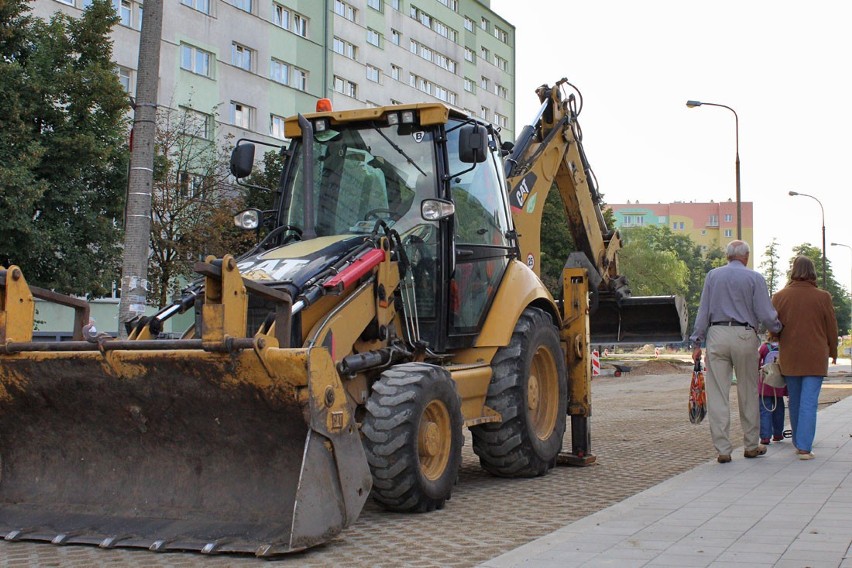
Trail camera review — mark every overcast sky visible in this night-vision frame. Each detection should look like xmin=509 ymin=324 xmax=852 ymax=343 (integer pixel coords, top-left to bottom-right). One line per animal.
xmin=490 ymin=0 xmax=852 ymax=292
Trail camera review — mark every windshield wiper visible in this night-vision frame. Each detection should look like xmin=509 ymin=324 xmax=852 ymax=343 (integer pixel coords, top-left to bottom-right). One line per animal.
xmin=372 ymin=127 xmax=426 ymax=177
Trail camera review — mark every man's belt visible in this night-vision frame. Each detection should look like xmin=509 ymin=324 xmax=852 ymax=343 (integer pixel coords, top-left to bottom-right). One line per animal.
xmin=710 ymin=320 xmax=751 ymax=328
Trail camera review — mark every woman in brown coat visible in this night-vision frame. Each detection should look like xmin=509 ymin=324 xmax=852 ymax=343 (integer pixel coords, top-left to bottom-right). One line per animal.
xmin=771 ymin=256 xmax=839 ymax=460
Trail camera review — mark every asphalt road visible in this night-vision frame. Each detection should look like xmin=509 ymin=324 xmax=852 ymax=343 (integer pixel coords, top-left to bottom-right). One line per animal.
xmin=2 ymin=357 xmax=850 ymax=568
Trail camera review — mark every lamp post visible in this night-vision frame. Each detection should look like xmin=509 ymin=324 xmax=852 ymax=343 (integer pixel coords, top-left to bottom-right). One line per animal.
xmin=831 ymin=243 xmax=852 ymax=364
xmin=686 ymin=100 xmax=741 ymax=240
xmin=789 ymin=191 xmax=826 ymax=289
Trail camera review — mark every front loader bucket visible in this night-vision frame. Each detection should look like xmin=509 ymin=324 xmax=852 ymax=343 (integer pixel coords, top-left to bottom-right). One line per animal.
xmin=0 ymin=345 xmax=371 ymax=556
xmin=591 ymin=294 xmax=687 ymax=344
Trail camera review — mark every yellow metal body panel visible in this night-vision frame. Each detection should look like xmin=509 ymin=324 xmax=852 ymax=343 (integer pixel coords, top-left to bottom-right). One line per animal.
xmin=475 ymin=260 xmax=560 ymax=348
xmin=202 ymin=255 xmax=248 ymax=341
xmin=0 ymin=267 xmax=35 ymax=344
xmin=285 ymin=103 xmax=453 ymax=138
xmin=562 ymin=267 xmax=592 ymax=418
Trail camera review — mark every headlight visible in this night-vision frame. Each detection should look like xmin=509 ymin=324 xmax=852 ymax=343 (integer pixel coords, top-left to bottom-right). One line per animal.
xmin=234 ymin=208 xmax=261 ymax=230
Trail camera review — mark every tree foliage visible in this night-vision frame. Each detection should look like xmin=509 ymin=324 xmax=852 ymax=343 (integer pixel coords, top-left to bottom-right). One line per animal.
xmin=0 ymin=0 xmax=129 ymax=295
xmin=618 ymin=226 xmax=689 ymax=297
xmin=783 ymin=244 xmax=851 ymax=336
xmin=538 ymin=186 xmax=575 ymax=293
xmin=147 ymin=104 xmax=254 ymax=307
xmin=759 ymin=238 xmax=781 ymax=295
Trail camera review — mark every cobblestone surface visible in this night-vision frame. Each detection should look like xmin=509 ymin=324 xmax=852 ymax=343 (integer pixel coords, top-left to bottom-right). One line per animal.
xmin=2 ymin=360 xmax=850 ymax=568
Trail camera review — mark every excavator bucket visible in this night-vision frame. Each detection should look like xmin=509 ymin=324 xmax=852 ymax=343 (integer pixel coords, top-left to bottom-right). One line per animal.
xmin=0 ymin=263 xmax=371 ymax=556
xmin=591 ymin=294 xmax=688 ymax=344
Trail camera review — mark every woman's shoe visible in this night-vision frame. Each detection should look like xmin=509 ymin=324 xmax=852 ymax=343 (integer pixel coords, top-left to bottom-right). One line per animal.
xmin=797 ymin=450 xmax=815 ymax=460
xmin=760 ymin=437 xmax=771 ymax=445
xmin=772 ymin=435 xmax=784 ymax=442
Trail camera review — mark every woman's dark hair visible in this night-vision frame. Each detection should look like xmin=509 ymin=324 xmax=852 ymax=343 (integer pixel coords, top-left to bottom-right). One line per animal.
xmin=789 ymin=255 xmax=817 ymax=283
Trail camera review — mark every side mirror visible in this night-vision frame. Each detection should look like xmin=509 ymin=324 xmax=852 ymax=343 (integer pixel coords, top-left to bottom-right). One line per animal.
xmin=230 ymin=143 xmax=256 ymax=179
xmin=458 ymin=125 xmax=488 ymax=164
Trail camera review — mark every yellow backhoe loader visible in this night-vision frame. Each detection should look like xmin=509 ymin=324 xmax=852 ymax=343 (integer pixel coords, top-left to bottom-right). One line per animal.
xmin=0 ymin=79 xmax=686 ymax=556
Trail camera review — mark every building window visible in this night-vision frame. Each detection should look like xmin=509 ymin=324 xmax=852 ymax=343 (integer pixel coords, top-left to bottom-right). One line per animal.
xmin=724 ymin=213 xmax=733 ymax=222
xmin=391 ymin=64 xmax=401 ymax=80
xmin=334 ymin=0 xmax=356 ymax=21
xmin=391 ymin=29 xmax=401 ymax=45
xmin=366 ymin=65 xmax=381 ymax=83
xmin=480 ymin=16 xmax=488 ymax=31
xmin=708 ymin=214 xmax=718 ymax=226
xmin=178 ymin=171 xmax=205 ymax=198
xmin=270 ymin=114 xmax=286 ymax=139
xmin=273 ymin=3 xmax=289 ymax=28
xmin=333 ymin=76 xmax=357 ymax=98
xmin=230 ymin=101 xmax=254 ymax=129
xmin=494 ymin=55 xmax=508 ymax=71
xmin=117 ymin=66 xmax=131 ymax=93
xmin=233 ymin=0 xmax=252 ymax=13
xmin=180 ymin=44 xmax=212 ymax=77
xmin=180 ymin=107 xmax=213 ymax=140
xmin=367 ymin=0 xmax=382 ymax=12
xmin=293 ymin=13 xmax=308 ymax=37
xmin=113 ymin=0 xmax=131 ymax=26
xmin=292 ymin=67 xmax=307 ymax=90
xmin=270 ymin=58 xmax=289 ymax=84
xmin=464 ymin=47 xmax=474 ymax=62
xmin=724 ymin=229 xmax=733 ymax=237
xmin=494 ymin=26 xmax=508 ymax=43
xmin=494 ymin=113 xmax=508 ymax=128
xmin=480 ymin=46 xmax=489 ymax=61
xmin=232 ymin=43 xmax=253 ymax=72
xmin=391 ymin=0 xmax=400 ymax=10
xmin=333 ymin=37 xmax=357 ymax=60
xmin=480 ymin=76 xmax=488 ymax=90
xmin=437 ymin=0 xmax=457 ymax=10
xmin=181 ymin=0 xmax=210 ymax=14
xmin=463 ymin=77 xmax=474 ymax=93
xmin=366 ymin=28 xmax=381 ymax=47
xmin=679 ymin=222 xmax=684 ymax=229
xmin=464 ymin=16 xmax=474 ymax=31
xmin=480 ymin=106 xmax=488 ymax=120
xmin=672 ymin=222 xmax=677 ymax=229
xmin=495 ymin=84 xmax=508 ymax=98
xmin=623 ymin=215 xmax=645 ymax=226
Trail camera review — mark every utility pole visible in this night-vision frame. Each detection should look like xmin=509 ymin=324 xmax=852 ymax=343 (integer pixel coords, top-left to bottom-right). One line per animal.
xmin=118 ymin=0 xmax=163 ymax=337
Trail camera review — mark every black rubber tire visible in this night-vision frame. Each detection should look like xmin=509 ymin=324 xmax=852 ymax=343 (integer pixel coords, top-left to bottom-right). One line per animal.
xmin=471 ymin=307 xmax=567 ymax=477
xmin=362 ymin=363 xmax=463 ymax=513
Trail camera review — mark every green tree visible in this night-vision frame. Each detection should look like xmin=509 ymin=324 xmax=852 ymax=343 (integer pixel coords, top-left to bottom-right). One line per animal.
xmin=759 ymin=238 xmax=781 ymax=295
xmin=785 ymin=244 xmax=851 ymax=335
xmin=147 ymin=104 xmax=253 ymax=307
xmin=539 ymin=186 xmax=575 ymax=293
xmin=618 ymin=226 xmax=689 ymax=297
xmin=0 ymin=0 xmax=129 ymax=295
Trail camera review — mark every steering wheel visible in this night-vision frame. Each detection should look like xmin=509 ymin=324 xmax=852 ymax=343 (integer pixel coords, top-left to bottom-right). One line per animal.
xmin=364 ymin=208 xmax=401 ymax=222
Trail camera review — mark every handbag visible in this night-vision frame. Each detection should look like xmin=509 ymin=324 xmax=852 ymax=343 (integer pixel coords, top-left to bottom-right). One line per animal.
xmin=689 ymin=360 xmax=707 ymax=424
xmin=761 ymin=360 xmax=785 ymax=389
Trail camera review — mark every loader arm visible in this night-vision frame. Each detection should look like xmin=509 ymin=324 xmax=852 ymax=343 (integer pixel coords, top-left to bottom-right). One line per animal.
xmin=506 ymin=79 xmax=687 ymax=344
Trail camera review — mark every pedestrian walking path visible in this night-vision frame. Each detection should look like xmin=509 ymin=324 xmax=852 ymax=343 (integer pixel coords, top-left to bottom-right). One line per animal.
xmin=480 ymin=393 xmax=852 ymax=568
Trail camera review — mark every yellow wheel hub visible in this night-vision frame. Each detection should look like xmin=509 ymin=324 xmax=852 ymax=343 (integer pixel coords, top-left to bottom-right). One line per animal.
xmin=528 ymin=345 xmax=559 ymax=440
xmin=419 ymin=400 xmax=451 ymax=481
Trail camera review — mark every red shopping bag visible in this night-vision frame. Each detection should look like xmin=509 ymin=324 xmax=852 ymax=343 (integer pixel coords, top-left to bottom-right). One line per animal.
xmin=689 ymin=359 xmax=707 ymax=424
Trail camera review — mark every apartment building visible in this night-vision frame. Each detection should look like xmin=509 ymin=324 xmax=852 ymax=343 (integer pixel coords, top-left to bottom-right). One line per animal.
xmin=32 ymin=0 xmax=516 ymax=147
xmin=607 ymin=200 xmax=755 ymax=267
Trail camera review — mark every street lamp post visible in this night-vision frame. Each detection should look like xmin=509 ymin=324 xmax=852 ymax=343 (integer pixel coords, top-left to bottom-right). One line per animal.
xmin=789 ymin=191 xmax=826 ymax=289
xmin=831 ymin=243 xmax=852 ymax=365
xmin=686 ymin=100 xmax=741 ymax=240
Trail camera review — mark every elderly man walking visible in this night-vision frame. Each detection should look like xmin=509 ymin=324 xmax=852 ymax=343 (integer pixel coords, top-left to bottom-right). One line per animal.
xmin=690 ymin=240 xmax=783 ymax=463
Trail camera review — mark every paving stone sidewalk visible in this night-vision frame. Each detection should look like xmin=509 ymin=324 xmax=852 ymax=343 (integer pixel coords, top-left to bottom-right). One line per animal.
xmin=2 ymin=361 xmax=850 ymax=567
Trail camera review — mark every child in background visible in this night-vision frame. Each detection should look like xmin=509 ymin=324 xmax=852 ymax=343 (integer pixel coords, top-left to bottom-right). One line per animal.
xmin=759 ymin=340 xmax=787 ymax=444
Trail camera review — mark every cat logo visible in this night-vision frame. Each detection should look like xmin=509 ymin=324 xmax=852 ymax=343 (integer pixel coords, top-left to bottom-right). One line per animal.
xmin=510 ymin=172 xmax=537 ymax=210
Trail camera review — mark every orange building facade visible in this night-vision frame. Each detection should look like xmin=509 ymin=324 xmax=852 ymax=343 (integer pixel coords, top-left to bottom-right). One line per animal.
xmin=606 ymin=200 xmax=754 ymax=268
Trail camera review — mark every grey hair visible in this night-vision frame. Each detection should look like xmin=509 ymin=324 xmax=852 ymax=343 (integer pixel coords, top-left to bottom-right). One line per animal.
xmin=725 ymin=240 xmax=750 ymax=259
